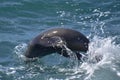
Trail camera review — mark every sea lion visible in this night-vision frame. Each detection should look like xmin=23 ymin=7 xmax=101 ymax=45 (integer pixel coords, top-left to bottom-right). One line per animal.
xmin=25 ymin=28 xmax=89 ymax=60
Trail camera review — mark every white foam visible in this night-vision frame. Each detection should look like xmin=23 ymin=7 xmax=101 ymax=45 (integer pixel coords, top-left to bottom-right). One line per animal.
xmin=13 ymin=36 xmax=120 ymax=80
xmin=78 ymin=36 xmax=120 ymax=80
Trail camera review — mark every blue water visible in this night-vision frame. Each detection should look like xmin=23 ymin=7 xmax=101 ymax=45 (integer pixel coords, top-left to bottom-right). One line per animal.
xmin=0 ymin=0 xmax=120 ymax=80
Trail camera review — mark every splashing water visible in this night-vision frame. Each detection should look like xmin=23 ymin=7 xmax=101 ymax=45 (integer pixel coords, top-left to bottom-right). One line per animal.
xmin=50 ymin=36 xmax=80 ymax=69
xmin=13 ymin=34 xmax=120 ymax=80
xmin=14 ymin=43 xmax=28 ymax=61
xmin=49 ymin=34 xmax=120 ymax=80
xmin=78 ymin=36 xmax=120 ymax=80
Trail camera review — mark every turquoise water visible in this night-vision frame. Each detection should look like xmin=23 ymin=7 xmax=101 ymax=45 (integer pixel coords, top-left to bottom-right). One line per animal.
xmin=0 ymin=0 xmax=120 ymax=80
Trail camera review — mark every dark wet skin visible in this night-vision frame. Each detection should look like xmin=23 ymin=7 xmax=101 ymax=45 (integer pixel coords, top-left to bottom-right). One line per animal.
xmin=25 ymin=28 xmax=89 ymax=60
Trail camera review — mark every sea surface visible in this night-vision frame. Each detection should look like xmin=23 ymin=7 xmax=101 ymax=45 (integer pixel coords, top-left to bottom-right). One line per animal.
xmin=0 ymin=0 xmax=120 ymax=80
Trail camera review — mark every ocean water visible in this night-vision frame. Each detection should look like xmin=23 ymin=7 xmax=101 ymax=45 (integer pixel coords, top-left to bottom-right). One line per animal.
xmin=0 ymin=0 xmax=120 ymax=80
